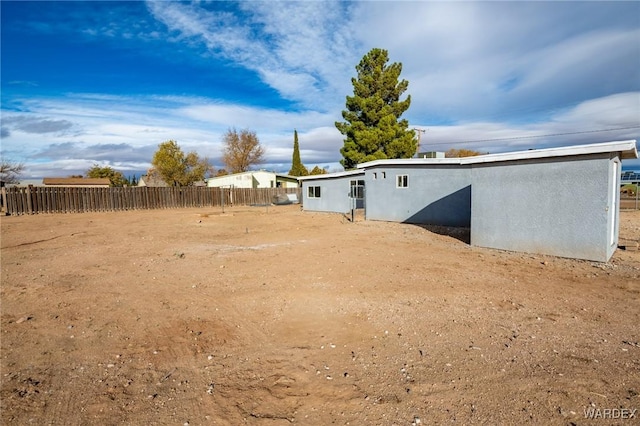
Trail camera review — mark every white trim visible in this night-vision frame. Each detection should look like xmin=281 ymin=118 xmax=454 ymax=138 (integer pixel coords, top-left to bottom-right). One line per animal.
xmin=298 ymin=169 xmax=365 ymax=181
xmin=308 ymin=185 xmax=322 ymax=198
xmin=460 ymin=140 xmax=638 ymax=164
xmin=357 ymin=158 xmax=462 ymax=168
xmin=356 ymin=140 xmax=638 ymax=169
xmin=610 ymin=160 xmax=619 ymax=246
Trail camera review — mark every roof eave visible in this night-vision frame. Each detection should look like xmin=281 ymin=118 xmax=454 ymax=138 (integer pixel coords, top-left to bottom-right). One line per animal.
xmin=298 ymin=169 xmax=365 ymax=181
xmin=460 ymin=140 xmax=638 ymax=164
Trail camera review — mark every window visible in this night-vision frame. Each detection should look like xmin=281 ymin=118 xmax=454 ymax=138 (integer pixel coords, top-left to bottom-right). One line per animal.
xmin=350 ymin=179 xmax=365 ymax=199
xmin=373 ymin=172 xmax=377 ymax=180
xmin=396 ymin=174 xmax=408 ymax=188
xmin=308 ymin=186 xmax=321 ymax=198
xmin=382 ymin=171 xmax=386 ymax=179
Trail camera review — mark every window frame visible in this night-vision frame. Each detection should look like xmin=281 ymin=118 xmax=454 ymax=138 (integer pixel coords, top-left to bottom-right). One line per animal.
xmin=349 ymin=179 xmax=365 ymax=199
xmin=396 ymin=174 xmax=409 ymax=188
xmin=308 ymin=185 xmax=321 ymax=198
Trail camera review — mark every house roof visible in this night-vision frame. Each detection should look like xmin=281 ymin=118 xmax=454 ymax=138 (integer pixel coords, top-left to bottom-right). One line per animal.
xmin=357 ymin=158 xmax=464 ymax=168
xmin=138 ymin=173 xmax=168 ymax=187
xmin=297 ymin=169 xmax=365 ymax=181
xmin=357 ymin=140 xmax=638 ymax=168
xmin=42 ymin=177 xmax=111 ymax=186
xmin=274 ymin=173 xmax=299 ymax=181
xmin=460 ymin=139 xmax=638 ymax=164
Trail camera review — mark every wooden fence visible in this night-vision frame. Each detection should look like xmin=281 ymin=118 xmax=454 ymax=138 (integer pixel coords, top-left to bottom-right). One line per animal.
xmin=0 ymin=186 xmax=301 ymax=215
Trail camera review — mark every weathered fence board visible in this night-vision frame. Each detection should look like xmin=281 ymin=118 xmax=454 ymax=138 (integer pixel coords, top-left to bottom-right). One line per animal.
xmin=2 ymin=186 xmax=301 ymax=215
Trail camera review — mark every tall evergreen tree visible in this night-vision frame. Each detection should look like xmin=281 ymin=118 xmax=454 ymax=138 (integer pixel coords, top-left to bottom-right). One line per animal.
xmin=336 ymin=48 xmax=416 ymax=169
xmin=288 ymin=129 xmax=308 ymax=176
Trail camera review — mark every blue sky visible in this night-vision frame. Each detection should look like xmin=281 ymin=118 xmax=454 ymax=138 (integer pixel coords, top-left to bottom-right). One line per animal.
xmin=1 ymin=0 xmax=639 ymax=179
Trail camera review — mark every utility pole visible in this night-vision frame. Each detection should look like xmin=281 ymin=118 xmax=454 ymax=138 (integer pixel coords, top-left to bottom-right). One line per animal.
xmin=413 ymin=128 xmax=426 ymax=157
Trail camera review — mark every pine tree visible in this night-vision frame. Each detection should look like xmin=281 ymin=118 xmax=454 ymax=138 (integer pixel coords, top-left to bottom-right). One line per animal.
xmin=288 ymin=129 xmax=308 ymax=176
xmin=336 ymin=48 xmax=416 ymax=169
xmin=309 ymin=166 xmax=327 ymax=175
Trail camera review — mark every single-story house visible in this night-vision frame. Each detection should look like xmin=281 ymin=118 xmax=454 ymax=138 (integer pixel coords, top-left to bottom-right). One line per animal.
xmin=42 ymin=178 xmax=111 ymax=188
xmin=359 ymin=159 xmax=472 ymax=227
xmin=300 ymin=140 xmax=638 ymax=262
xmin=299 ymin=169 xmax=365 ymax=213
xmin=207 ymin=171 xmax=299 ymax=189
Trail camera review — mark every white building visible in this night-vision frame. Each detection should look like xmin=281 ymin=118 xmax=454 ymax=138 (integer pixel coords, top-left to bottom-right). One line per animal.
xmin=207 ymin=171 xmax=299 ymax=189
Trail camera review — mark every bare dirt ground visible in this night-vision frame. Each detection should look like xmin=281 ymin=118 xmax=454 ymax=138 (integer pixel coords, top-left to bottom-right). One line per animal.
xmin=1 ymin=205 xmax=639 ymax=425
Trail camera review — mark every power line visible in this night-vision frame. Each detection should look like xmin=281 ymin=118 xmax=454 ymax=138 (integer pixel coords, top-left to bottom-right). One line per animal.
xmin=427 ymin=126 xmax=640 ymax=146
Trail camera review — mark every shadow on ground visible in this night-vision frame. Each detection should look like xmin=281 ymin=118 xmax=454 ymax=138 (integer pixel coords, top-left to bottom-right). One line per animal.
xmin=409 ymin=224 xmax=471 ymax=244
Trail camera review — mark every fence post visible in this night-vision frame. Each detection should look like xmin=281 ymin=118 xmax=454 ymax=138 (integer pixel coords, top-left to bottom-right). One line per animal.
xmin=26 ymin=185 xmax=34 ymax=214
xmin=1 ymin=186 xmax=6 ymax=214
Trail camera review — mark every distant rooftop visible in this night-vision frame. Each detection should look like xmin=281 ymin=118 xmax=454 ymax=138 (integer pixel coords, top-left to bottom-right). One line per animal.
xmin=42 ymin=178 xmax=110 ymax=186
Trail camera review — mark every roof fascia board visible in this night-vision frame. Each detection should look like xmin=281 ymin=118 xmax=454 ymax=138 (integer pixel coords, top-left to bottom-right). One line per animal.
xmin=298 ymin=169 xmax=365 ymax=181
xmin=357 ymin=158 xmax=462 ymax=168
xmin=460 ymin=140 xmax=638 ymax=164
xmin=354 ymin=140 xmax=637 ymax=169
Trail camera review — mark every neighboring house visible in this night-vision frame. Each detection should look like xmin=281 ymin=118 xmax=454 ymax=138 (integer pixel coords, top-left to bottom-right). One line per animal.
xmin=42 ymin=178 xmax=110 ymax=188
xmin=207 ymin=171 xmax=298 ymax=189
xmin=137 ymin=173 xmax=168 ymax=187
xmin=300 ymin=140 xmax=638 ymax=262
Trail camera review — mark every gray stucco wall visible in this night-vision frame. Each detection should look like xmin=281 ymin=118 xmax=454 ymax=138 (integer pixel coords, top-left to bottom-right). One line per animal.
xmin=470 ymin=153 xmax=620 ymax=262
xmin=364 ymin=165 xmax=472 ymax=226
xmin=301 ymin=176 xmax=360 ymax=213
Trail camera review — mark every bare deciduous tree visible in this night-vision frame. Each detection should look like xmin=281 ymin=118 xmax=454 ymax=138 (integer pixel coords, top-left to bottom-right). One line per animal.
xmin=0 ymin=159 xmax=25 ymax=185
xmin=221 ymin=128 xmax=265 ymax=174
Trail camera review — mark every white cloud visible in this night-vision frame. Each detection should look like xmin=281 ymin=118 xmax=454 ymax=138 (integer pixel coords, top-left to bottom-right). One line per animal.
xmin=1 ymin=92 xmax=347 ymax=177
xmin=346 ymin=2 xmax=640 ymax=124
xmin=146 ymin=0 xmax=358 ymax=111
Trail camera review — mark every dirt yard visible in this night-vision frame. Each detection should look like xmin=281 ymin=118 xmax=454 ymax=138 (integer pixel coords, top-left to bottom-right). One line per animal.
xmin=1 ymin=205 xmax=639 ymax=425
